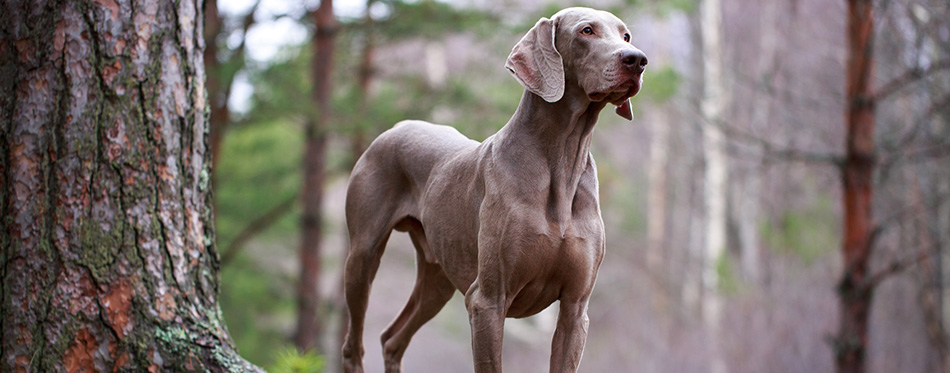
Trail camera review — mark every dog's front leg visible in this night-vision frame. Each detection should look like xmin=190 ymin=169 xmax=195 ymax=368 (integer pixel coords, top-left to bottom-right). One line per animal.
xmin=465 ymin=281 xmax=505 ymax=372
xmin=549 ymin=299 xmax=590 ymax=373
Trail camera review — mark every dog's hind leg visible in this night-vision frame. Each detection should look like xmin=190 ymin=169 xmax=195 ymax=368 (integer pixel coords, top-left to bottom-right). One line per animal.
xmin=380 ymin=219 xmax=456 ymax=373
xmin=341 ymin=203 xmax=397 ymax=373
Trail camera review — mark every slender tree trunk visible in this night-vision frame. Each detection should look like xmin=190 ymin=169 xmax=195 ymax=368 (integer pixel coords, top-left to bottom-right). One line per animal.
xmin=204 ymin=0 xmax=256 ymax=194
xmin=647 ymin=107 xmax=672 ymax=313
xmin=835 ymin=1 xmax=876 ymax=372
xmin=351 ymin=0 xmax=376 ymax=164
xmin=914 ymin=174 xmax=949 ymax=373
xmin=700 ymin=0 xmax=728 ymax=371
xmin=333 ymin=0 xmax=378 ymax=364
xmin=0 ymin=0 xmax=260 ymax=371
xmin=296 ymin=0 xmax=338 ymax=353
xmin=681 ymin=7 xmax=704 ymax=316
xmin=647 ymin=109 xmax=671 ymax=274
xmin=735 ymin=173 xmax=761 ymax=282
xmin=736 ymin=0 xmax=780 ymax=284
xmin=205 ymin=0 xmax=228 ymax=177
xmin=941 ymin=174 xmax=950 ymax=372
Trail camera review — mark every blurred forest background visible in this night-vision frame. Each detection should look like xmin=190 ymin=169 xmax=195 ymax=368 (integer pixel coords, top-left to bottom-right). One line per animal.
xmin=204 ymin=0 xmax=950 ymax=371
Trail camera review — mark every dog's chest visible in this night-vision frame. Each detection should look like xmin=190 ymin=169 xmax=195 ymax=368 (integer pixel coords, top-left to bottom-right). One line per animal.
xmin=503 ymin=219 xmax=605 ymax=317
xmin=508 ymin=237 xmax=603 ymax=317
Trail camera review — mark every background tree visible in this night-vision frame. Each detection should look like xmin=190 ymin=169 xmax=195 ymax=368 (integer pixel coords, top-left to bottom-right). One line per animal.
xmin=0 ymin=0 xmax=259 ymax=370
xmin=834 ymin=2 xmax=877 ymax=371
xmin=205 ymin=0 xmax=259 ymax=181
xmin=297 ymin=0 xmax=338 ymax=353
xmin=700 ymin=0 xmax=729 ymax=371
xmin=835 ymin=0 xmax=950 ymax=371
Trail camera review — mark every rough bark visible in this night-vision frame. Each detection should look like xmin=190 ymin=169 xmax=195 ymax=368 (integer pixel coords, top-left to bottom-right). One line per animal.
xmin=700 ymin=0 xmax=728 ymax=372
xmin=0 ymin=0 xmax=260 ymax=371
xmin=835 ymin=1 xmax=876 ymax=372
xmin=295 ymin=0 xmax=338 ymax=353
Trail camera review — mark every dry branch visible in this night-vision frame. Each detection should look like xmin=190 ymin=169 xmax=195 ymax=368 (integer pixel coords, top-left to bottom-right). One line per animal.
xmin=866 ymin=250 xmax=931 ymax=289
xmin=873 ymin=59 xmax=950 ymax=101
xmin=220 ymin=194 xmax=297 ymax=266
xmin=680 ymin=103 xmax=845 ymax=167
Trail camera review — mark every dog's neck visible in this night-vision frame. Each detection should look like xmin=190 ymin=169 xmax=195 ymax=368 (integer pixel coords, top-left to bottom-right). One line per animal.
xmin=495 ymin=86 xmax=607 ymax=228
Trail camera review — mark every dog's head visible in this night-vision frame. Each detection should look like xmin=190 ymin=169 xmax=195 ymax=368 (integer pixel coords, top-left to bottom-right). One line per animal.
xmin=505 ymin=7 xmax=647 ymax=120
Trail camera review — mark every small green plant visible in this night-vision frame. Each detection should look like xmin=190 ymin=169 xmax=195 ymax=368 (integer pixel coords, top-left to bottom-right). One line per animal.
xmin=269 ymin=347 xmax=325 ymax=373
xmin=716 ymin=254 xmax=740 ymax=295
xmin=761 ymin=196 xmax=837 ymax=265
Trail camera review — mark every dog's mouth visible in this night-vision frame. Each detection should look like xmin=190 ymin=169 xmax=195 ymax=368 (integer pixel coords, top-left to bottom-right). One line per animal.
xmin=588 ymin=76 xmax=641 ymax=103
xmin=588 ymin=75 xmax=642 ymax=120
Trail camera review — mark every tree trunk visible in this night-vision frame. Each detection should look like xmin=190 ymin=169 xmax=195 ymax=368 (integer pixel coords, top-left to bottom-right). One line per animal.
xmin=205 ymin=0 xmax=228 ymax=177
xmin=941 ymin=173 xmax=950 ymax=373
xmin=350 ymin=0 xmax=376 ymax=165
xmin=835 ymin=1 xmax=876 ymax=372
xmin=700 ymin=0 xmax=728 ymax=371
xmin=333 ymin=0 xmax=378 ymax=364
xmin=296 ymin=0 xmax=338 ymax=353
xmin=736 ymin=0 xmax=780 ymax=284
xmin=647 ymin=109 xmax=670 ymax=276
xmin=681 ymin=7 xmax=704 ymax=317
xmin=204 ymin=0 xmax=255 ymax=193
xmin=0 ymin=0 xmax=260 ymax=371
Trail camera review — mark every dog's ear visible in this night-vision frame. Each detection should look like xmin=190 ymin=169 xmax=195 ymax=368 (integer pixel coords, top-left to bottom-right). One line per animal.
xmin=505 ymin=17 xmax=564 ymax=103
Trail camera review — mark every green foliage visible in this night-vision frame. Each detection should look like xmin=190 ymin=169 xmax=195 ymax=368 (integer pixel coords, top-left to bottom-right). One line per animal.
xmin=598 ymin=160 xmax=647 ymax=238
xmin=220 ymin=252 xmax=298 ymax=366
xmin=269 ymin=348 xmax=326 ymax=373
xmin=716 ymin=254 xmax=740 ymax=294
xmin=655 ymin=0 xmax=697 ymax=15
xmin=374 ymin=0 xmax=499 ymax=40
xmin=243 ymin=47 xmax=314 ymax=125
xmin=215 ymin=119 xmax=302 ymax=246
xmin=215 ymin=119 xmax=301 ymax=367
xmin=762 ymin=196 xmax=837 ymax=265
xmin=642 ymin=65 xmax=681 ymax=103
xmin=333 ymin=76 xmax=435 ymax=133
xmin=434 ymin=76 xmax=524 ymax=139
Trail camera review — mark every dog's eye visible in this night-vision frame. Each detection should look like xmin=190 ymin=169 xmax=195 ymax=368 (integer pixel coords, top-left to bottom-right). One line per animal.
xmin=581 ymin=26 xmax=593 ymax=35
xmin=624 ymin=33 xmax=630 ymax=42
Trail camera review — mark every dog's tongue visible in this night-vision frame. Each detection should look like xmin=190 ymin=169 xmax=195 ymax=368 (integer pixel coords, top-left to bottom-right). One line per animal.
xmin=614 ymin=99 xmax=633 ymax=121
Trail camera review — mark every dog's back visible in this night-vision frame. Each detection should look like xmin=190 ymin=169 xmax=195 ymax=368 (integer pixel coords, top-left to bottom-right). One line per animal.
xmin=345 ymin=120 xmax=478 ymax=239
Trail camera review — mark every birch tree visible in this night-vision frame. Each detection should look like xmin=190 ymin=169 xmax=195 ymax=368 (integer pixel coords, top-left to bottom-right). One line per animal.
xmin=700 ymin=0 xmax=729 ymax=371
xmin=735 ymin=0 xmax=782 ymax=284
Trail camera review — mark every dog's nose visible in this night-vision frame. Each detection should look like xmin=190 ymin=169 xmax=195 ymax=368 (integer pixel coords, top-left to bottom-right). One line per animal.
xmin=620 ymin=49 xmax=648 ymax=70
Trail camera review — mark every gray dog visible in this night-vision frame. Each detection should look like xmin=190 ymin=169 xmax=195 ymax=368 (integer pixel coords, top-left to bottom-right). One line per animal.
xmin=341 ymin=7 xmax=647 ymax=373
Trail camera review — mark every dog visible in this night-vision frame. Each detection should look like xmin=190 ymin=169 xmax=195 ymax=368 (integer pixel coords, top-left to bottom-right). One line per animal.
xmin=341 ymin=7 xmax=647 ymax=372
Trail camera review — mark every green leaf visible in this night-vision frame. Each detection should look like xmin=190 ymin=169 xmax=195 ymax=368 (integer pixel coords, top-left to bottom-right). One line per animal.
xmin=642 ymin=65 xmax=681 ymax=103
